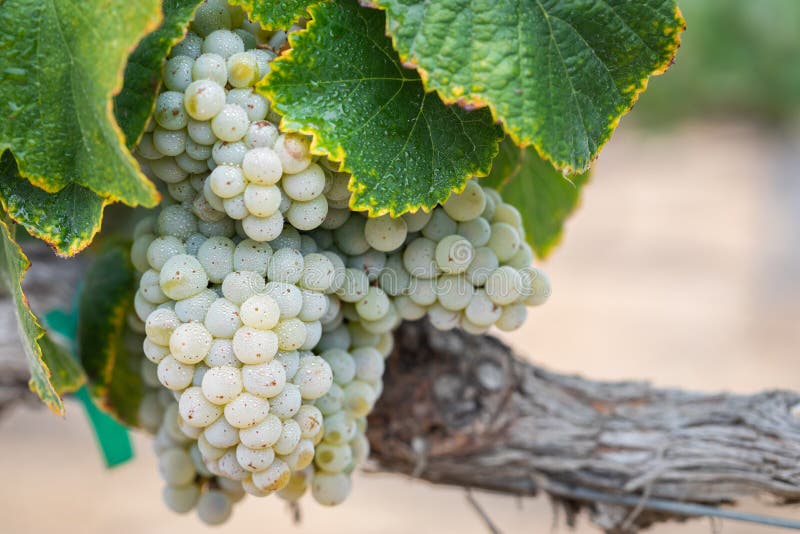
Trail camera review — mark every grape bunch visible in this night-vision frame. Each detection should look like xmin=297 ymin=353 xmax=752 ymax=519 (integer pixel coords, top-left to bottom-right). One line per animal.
xmin=136 ymin=0 xmax=341 ymax=244
xmin=306 ymin=178 xmax=551 ymax=335
xmin=129 ymin=0 xmax=551 ymax=524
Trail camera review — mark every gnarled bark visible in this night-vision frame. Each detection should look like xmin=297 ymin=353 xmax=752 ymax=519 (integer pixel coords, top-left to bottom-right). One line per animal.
xmin=368 ymin=320 xmax=800 ymax=532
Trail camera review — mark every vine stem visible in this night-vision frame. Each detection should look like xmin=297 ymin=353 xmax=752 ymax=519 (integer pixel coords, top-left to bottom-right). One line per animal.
xmin=367 ymin=320 xmax=800 ymax=533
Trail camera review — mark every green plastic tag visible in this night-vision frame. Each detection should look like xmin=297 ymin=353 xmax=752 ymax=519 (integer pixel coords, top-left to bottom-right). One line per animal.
xmin=45 ymin=306 xmax=134 ymax=468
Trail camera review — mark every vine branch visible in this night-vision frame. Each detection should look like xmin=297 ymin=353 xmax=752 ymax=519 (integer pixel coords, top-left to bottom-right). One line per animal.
xmin=368 ymin=320 xmax=800 ymax=533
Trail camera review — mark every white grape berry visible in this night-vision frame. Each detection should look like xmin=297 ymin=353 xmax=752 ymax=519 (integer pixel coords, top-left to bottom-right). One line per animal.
xmin=211 ymin=104 xmax=249 ymax=142
xmin=164 ymin=55 xmax=195 ymax=92
xmin=364 ymin=215 xmax=407 ymax=252
xmin=251 ymin=458 xmax=291 ymax=492
xmin=155 ymin=91 xmax=189 ymax=130
xmin=170 ymin=31 xmax=203 ymax=59
xmin=239 ymin=293 xmax=281 ymax=330
xmin=274 ymin=133 xmax=311 ymax=174
xmin=202 ymin=365 xmax=243 ymax=404
xmin=435 ymin=234 xmax=474 ymax=274
xmin=226 ymin=52 xmax=259 ymax=87
xmin=243 ymin=184 xmax=282 ymax=217
xmin=159 ymin=448 xmax=196 ymax=486
xmin=442 ymin=180 xmax=486 ymax=222
xmin=184 ymin=79 xmax=226 ymax=120
xmin=273 ymin=419 xmax=302 ymax=455
xmin=293 ymin=355 xmax=333 ymax=399
xmin=285 ymin=196 xmax=328 ymax=231
xmin=403 ymin=237 xmax=438 ymax=279
xmin=239 ymin=414 xmax=282 ymax=449
xmin=241 ymin=212 xmax=284 ymax=242
xmin=487 ymin=222 xmax=521 ymax=262
xmin=179 ymin=386 xmax=223 ymax=427
xmin=496 ymin=303 xmax=528 ymax=331
xmin=233 ymin=326 xmax=279 ymax=364
xmin=224 ymin=392 xmax=270 ymax=428
xmin=204 ymin=298 xmax=242 ymax=338
xmin=355 ymin=286 xmax=390 ymax=321
xmin=422 ymin=209 xmax=457 ymax=241
xmin=241 ymin=360 xmax=286 ymax=398
xmin=169 ymin=322 xmax=213 ymax=364
xmin=163 ymin=484 xmax=200 ymax=514
xmin=145 ymin=307 xmax=181 ymax=346
xmin=236 ymin=442 xmax=275 ymax=472
xmin=196 ymin=490 xmax=233 ymax=525
xmin=311 ymin=472 xmax=351 ymax=506
xmin=240 ymin=147 xmax=282 ymax=186
xmin=282 ymin=163 xmax=326 ymax=201
xmin=212 ymin=140 xmax=248 ymax=165
xmin=267 ymin=248 xmax=304 ymax=284
xmin=263 ymin=282 xmax=303 ymax=318
xmin=485 ymin=265 xmax=523 ymax=306
xmin=245 ymin=121 xmax=279 ymax=149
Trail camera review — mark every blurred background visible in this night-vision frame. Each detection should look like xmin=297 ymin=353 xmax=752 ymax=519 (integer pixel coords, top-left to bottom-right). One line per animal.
xmin=2 ymin=0 xmax=800 ymax=532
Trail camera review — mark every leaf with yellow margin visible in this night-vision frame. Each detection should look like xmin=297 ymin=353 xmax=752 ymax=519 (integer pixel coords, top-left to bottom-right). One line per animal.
xmin=0 ymin=152 xmax=107 ymax=257
xmin=0 ymin=212 xmax=85 ymax=415
xmin=366 ymin=0 xmax=685 ymax=173
xmin=230 ymin=0 xmax=322 ymax=31
xmin=261 ymin=0 xmax=502 ymax=216
xmin=0 ymin=0 xmax=161 ymax=207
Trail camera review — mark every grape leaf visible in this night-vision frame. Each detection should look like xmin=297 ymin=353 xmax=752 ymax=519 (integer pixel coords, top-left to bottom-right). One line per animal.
xmin=366 ymin=0 xmax=685 ymax=173
xmin=39 ymin=336 xmax=86 ymax=401
xmin=0 ymin=152 xmax=107 ymax=257
xmin=230 ymin=0 xmax=322 ymax=30
xmin=0 ymin=212 xmax=85 ymax=414
xmin=482 ymin=137 xmax=523 ymax=190
xmin=488 ymin=139 xmax=590 ymax=258
xmin=115 ymin=0 xmax=203 ymax=147
xmin=0 ymin=0 xmax=161 ymax=207
xmin=261 ymin=0 xmax=502 ymax=216
xmin=77 ymin=242 xmax=143 ymax=425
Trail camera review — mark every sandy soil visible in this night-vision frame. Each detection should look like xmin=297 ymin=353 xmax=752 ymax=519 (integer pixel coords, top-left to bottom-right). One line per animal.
xmin=1 ymin=121 xmax=799 ymax=533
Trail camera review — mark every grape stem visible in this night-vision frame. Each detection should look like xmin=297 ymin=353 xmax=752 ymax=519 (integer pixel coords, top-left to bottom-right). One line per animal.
xmin=368 ymin=320 xmax=800 ymax=533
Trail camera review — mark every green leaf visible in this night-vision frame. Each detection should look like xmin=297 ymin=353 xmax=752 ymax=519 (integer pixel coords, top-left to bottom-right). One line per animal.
xmin=489 ymin=139 xmax=590 ymax=258
xmin=0 ymin=0 xmax=161 ymax=207
xmin=230 ymin=0 xmax=322 ymax=30
xmin=261 ymin=0 xmax=502 ymax=216
xmin=77 ymin=242 xmax=143 ymax=425
xmin=368 ymin=0 xmax=685 ymax=173
xmin=0 ymin=152 xmax=107 ymax=257
xmin=39 ymin=336 xmax=86 ymax=399
xmin=115 ymin=0 xmax=203 ymax=147
xmin=482 ymin=137 xmax=523 ymax=190
xmin=0 ymin=213 xmax=84 ymax=414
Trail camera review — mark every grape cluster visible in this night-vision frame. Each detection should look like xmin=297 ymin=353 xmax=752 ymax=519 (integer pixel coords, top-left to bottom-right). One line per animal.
xmin=136 ymin=0 xmax=341 ymax=245
xmin=130 ymin=0 xmax=551 ymax=524
xmin=130 ymin=205 xmax=341 ymax=514
xmin=308 ymin=179 xmax=551 ymax=335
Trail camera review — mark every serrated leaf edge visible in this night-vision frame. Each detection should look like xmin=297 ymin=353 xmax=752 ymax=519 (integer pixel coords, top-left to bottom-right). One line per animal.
xmin=363 ymin=1 xmax=686 ymax=174
xmin=5 ymin=8 xmax=163 ymax=209
xmin=261 ymin=3 xmax=500 ymax=217
xmin=0 ymin=215 xmax=64 ymax=414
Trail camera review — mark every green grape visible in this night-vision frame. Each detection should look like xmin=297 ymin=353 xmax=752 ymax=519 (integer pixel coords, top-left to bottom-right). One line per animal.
xmin=434 ymin=234 xmax=474 ymax=274
xmin=364 ymin=214 xmax=407 ymax=252
xmin=442 ymin=180 xmax=486 ymax=221
xmin=487 ymin=222 xmax=521 ymax=262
